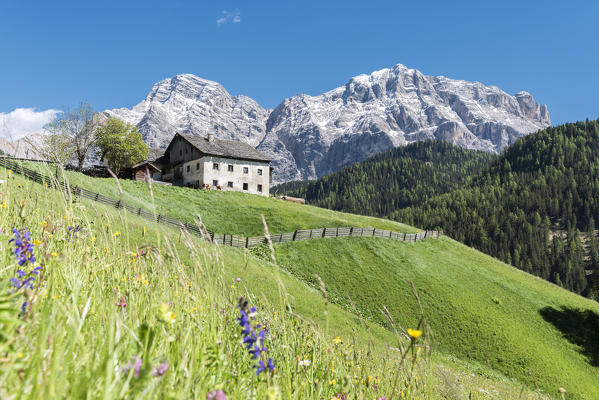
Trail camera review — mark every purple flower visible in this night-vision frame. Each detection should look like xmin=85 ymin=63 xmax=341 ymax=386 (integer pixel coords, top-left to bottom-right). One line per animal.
xmin=115 ymin=297 xmax=127 ymax=308
xmin=237 ymin=297 xmax=274 ymax=376
xmin=122 ymin=355 xmax=142 ymax=378
xmin=206 ymin=390 xmax=227 ymax=400
xmin=152 ymin=360 xmax=169 ymax=377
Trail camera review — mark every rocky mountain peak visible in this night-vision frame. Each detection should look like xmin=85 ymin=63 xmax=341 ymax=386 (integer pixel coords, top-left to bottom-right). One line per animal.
xmin=105 ymin=65 xmax=550 ymax=183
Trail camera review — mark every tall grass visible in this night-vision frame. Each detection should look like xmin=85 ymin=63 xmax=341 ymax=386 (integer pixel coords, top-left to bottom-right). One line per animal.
xmin=0 ymin=169 xmax=433 ymax=399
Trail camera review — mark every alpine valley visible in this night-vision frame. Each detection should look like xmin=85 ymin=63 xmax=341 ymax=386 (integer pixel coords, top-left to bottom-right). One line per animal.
xmin=104 ymin=64 xmax=550 ymax=183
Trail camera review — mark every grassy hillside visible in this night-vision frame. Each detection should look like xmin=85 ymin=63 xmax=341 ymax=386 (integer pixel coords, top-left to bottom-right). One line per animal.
xmin=0 ymin=167 xmax=553 ymax=399
xmin=274 ymin=237 xmax=599 ymax=399
xmin=24 ymin=163 xmax=418 ymax=236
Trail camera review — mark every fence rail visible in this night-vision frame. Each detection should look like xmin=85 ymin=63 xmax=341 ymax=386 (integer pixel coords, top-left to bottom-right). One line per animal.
xmin=0 ymin=157 xmax=443 ymax=248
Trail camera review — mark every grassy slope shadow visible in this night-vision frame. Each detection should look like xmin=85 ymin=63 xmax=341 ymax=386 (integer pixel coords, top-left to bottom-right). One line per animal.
xmin=539 ymin=306 xmax=599 ymax=366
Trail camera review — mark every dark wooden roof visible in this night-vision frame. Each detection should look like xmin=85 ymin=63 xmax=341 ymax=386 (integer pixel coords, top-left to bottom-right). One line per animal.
xmin=131 ymin=161 xmax=161 ymax=172
xmin=174 ymin=133 xmax=271 ymax=163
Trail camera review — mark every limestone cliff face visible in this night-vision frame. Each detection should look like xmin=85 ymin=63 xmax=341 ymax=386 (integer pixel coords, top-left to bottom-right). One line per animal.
xmin=105 ymin=64 xmax=550 ymax=183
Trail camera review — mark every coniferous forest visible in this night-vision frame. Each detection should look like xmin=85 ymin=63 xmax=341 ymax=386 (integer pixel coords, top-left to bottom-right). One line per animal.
xmin=274 ymin=119 xmax=599 ymax=298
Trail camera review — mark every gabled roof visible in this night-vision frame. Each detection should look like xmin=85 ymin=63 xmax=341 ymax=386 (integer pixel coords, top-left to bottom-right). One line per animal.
xmin=147 ymin=148 xmax=166 ymax=163
xmin=170 ymin=133 xmax=271 ymax=163
xmin=131 ymin=160 xmax=161 ymax=172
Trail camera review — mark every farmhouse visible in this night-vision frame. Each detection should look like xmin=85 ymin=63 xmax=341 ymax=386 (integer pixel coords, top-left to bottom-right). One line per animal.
xmin=143 ymin=133 xmax=272 ymax=196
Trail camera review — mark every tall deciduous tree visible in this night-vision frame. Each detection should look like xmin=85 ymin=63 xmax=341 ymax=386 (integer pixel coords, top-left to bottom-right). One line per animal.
xmin=95 ymin=117 xmax=148 ymax=175
xmin=45 ymin=102 xmax=99 ymax=171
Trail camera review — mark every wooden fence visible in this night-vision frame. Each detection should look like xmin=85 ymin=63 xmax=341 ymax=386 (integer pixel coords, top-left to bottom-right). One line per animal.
xmin=0 ymin=157 xmax=443 ymax=248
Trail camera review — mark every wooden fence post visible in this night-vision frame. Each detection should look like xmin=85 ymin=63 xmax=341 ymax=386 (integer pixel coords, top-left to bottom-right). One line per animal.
xmin=245 ymin=237 xmax=249 ymax=248
xmin=292 ymin=230 xmax=297 ymax=241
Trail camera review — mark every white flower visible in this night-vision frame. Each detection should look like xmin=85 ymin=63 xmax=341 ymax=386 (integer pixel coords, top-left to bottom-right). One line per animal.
xmin=298 ymin=359 xmax=311 ymax=366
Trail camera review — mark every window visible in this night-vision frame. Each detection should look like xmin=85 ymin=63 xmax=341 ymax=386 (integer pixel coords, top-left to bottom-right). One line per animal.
xmin=257 ymin=184 xmax=263 ymax=192
xmin=227 ymin=181 xmax=233 ymax=188
xmin=257 ymin=168 xmax=262 ymax=175
xmin=228 ymin=164 xmax=234 ymax=172
xmin=186 ymin=165 xmax=190 ymax=172
xmin=195 ymin=180 xmax=199 ymax=187
xmin=243 ymin=167 xmax=249 ymax=174
xmin=196 ymin=162 xmax=200 ymax=170
xmin=212 ymin=180 xmax=218 ymax=187
xmin=243 ymin=183 xmax=248 ymax=190
xmin=213 ymin=163 xmax=219 ymax=170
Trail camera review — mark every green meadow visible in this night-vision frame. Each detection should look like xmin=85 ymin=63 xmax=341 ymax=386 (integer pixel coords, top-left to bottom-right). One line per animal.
xmin=1 ymin=163 xmax=597 ymax=398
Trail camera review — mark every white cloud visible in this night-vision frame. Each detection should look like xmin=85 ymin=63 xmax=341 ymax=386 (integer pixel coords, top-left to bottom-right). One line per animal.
xmin=0 ymin=107 xmax=61 ymax=140
xmin=217 ymin=10 xmax=241 ymax=26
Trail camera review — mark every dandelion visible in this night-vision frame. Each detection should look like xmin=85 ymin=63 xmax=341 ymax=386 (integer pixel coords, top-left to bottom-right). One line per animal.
xmin=113 ymin=231 xmax=120 ymax=237
xmin=0 ymin=203 xmax=7 ymax=208
xmin=407 ymin=328 xmax=422 ymax=340
xmin=152 ymin=360 xmax=169 ymax=377
xmin=333 ymin=336 xmax=342 ymax=345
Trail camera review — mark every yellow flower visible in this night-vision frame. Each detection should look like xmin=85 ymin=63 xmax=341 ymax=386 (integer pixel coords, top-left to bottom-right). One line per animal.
xmin=230 ymin=285 xmax=235 ymax=289
xmin=142 ymin=226 xmax=146 ymax=236
xmin=40 ymin=220 xmax=47 ymax=227
xmin=113 ymin=231 xmax=120 ymax=237
xmin=329 ymin=379 xmax=336 ymax=385
xmin=333 ymin=336 xmax=342 ymax=344
xmin=407 ymin=328 xmax=422 ymax=340
xmin=50 ymin=252 xmax=58 ymax=257
xmin=17 ymin=353 xmax=23 ymax=359
xmin=159 ymin=303 xmax=176 ymax=324
xmin=33 ymin=240 xmax=42 ymax=246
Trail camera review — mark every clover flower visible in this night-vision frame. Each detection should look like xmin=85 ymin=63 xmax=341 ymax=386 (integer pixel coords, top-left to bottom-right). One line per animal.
xmin=236 ymin=297 xmax=274 ymax=375
xmin=206 ymin=389 xmax=227 ymax=400
xmin=152 ymin=360 xmax=169 ymax=377
xmin=122 ymin=355 xmax=142 ymax=378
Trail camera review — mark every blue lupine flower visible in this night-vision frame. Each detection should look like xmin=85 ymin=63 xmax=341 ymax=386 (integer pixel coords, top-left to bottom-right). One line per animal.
xmin=8 ymin=228 xmax=43 ymax=315
xmin=237 ymin=297 xmax=274 ymax=376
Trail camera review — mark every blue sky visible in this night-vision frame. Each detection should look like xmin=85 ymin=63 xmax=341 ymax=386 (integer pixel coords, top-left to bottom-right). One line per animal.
xmin=1 ymin=0 xmax=597 ymax=138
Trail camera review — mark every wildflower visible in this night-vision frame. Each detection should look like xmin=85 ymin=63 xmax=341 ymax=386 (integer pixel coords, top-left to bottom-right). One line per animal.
xmin=333 ymin=336 xmax=342 ymax=344
xmin=256 ymin=358 xmax=275 ymax=375
xmin=115 ymin=297 xmax=127 ymax=308
xmin=50 ymin=252 xmax=58 ymax=257
xmin=39 ymin=220 xmax=47 ymax=227
xmin=142 ymin=226 xmax=146 ymax=236
xmin=407 ymin=328 xmax=422 ymax=340
xmin=159 ymin=303 xmax=176 ymax=324
xmin=237 ymin=297 xmax=275 ymax=375
xmin=230 ymin=285 xmax=235 ymax=289
xmin=206 ymin=390 xmax=227 ymax=400
xmin=298 ymin=359 xmax=311 ymax=366
xmin=0 ymin=203 xmax=7 ymax=208
xmin=113 ymin=231 xmax=120 ymax=237
xmin=66 ymin=225 xmax=82 ymax=242
xmin=152 ymin=360 xmax=169 ymax=377
xmin=17 ymin=353 xmax=23 ymax=359
xmin=235 ymin=277 xmax=242 ymax=283
xmin=9 ymin=228 xmax=36 ymax=265
xmin=122 ymin=355 xmax=142 ymax=378
xmin=33 ymin=240 xmax=42 ymax=246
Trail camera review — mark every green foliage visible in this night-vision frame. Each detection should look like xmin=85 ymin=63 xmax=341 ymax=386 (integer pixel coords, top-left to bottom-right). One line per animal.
xmin=44 ymin=101 xmax=98 ymax=171
xmin=273 ymin=140 xmax=496 ymax=216
xmin=95 ymin=117 xmax=148 ymax=175
xmin=397 ymin=119 xmax=599 ymax=295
